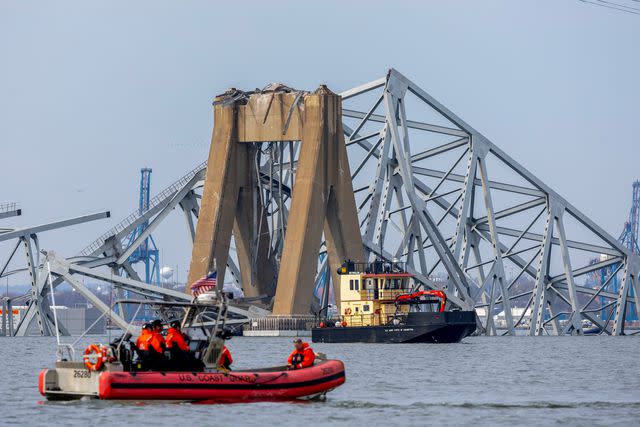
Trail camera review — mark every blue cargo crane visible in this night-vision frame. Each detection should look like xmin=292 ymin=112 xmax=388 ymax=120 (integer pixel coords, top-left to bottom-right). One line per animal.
xmin=126 ymin=168 xmax=161 ymax=286
xmin=592 ymin=180 xmax=639 ymax=322
xmin=618 ymin=181 xmax=640 ymax=255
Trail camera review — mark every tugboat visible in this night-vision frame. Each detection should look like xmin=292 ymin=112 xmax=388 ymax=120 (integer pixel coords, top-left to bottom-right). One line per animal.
xmin=312 ymin=261 xmax=477 ymax=343
xmin=39 ymin=289 xmax=345 ymax=402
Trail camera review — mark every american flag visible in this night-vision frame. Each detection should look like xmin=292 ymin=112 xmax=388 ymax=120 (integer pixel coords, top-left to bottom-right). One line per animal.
xmin=191 ymin=271 xmax=217 ymax=296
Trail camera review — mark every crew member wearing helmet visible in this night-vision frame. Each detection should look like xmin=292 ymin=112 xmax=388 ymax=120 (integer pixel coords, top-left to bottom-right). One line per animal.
xmin=146 ymin=319 xmax=167 ymax=371
xmin=136 ymin=323 xmax=152 ymax=351
xmin=135 ymin=323 xmax=153 ymax=370
xmin=287 ymin=338 xmax=315 ymax=370
xmin=166 ymin=320 xmax=190 ymax=370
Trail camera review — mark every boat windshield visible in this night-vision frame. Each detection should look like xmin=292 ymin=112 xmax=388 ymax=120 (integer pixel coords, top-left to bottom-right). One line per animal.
xmin=110 ymin=297 xmax=232 ymax=337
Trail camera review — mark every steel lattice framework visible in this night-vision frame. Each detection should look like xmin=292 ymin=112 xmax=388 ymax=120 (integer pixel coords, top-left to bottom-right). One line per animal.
xmin=3 ymin=69 xmax=639 ymax=336
xmin=339 ymin=69 xmax=640 ymax=335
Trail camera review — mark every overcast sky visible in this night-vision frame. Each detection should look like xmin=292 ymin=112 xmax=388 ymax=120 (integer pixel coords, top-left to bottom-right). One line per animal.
xmin=1 ymin=0 xmax=639 ymax=284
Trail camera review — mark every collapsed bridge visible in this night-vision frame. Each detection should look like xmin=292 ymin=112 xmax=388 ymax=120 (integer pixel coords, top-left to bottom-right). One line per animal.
xmin=3 ymin=69 xmax=638 ymax=336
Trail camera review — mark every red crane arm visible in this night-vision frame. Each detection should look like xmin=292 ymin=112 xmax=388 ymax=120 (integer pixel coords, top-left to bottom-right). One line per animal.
xmin=395 ymin=290 xmax=446 ymax=312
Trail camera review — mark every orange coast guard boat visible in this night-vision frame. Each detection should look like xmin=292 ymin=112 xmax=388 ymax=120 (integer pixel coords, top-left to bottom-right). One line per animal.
xmin=39 ymin=359 xmax=345 ymax=402
xmin=39 ymin=293 xmax=345 ymax=402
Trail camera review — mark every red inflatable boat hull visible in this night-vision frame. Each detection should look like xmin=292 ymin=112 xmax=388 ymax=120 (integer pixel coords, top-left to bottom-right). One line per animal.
xmin=97 ymin=360 xmax=345 ymax=402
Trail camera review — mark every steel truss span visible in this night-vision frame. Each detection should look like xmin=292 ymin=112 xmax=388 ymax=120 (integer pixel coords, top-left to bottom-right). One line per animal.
xmin=3 ymin=69 xmax=638 ymax=336
xmin=340 ymin=69 xmax=639 ymax=336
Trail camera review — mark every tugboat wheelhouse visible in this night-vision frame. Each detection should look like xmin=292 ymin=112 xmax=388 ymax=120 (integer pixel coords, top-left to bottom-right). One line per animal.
xmin=337 ymin=261 xmax=445 ymax=327
xmin=312 ymin=260 xmax=477 ymax=344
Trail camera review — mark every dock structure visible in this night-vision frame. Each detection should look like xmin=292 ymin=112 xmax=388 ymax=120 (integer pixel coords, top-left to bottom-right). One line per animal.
xmin=2 ymin=69 xmax=639 ymax=336
xmin=243 ymin=315 xmax=315 ymax=337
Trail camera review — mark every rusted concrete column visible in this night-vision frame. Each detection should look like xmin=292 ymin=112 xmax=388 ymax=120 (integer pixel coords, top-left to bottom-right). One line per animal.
xmin=323 ymin=128 xmax=364 ymax=306
xmin=189 ymin=85 xmax=362 ymax=313
xmin=188 ymin=104 xmax=239 ymax=292
xmin=273 ymin=87 xmax=364 ymax=314
xmin=187 ymin=105 xmax=276 ymax=295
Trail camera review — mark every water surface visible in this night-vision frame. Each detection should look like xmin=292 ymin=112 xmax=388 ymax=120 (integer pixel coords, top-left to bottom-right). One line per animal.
xmin=2 ymin=335 xmax=639 ymax=425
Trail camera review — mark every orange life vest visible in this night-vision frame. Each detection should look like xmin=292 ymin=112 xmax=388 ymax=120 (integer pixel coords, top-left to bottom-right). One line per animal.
xmin=218 ymin=346 xmax=233 ymax=369
xmin=148 ymin=331 xmax=166 ymax=354
xmin=166 ymin=327 xmax=190 ymax=351
xmin=287 ymin=342 xmax=315 ymax=369
xmin=136 ymin=329 xmax=151 ymax=351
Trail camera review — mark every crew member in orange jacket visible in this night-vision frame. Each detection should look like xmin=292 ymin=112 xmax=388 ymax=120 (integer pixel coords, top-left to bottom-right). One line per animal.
xmin=166 ymin=320 xmax=191 ymax=370
xmin=216 ymin=329 xmax=234 ymax=371
xmin=166 ymin=320 xmax=190 ymax=351
xmin=136 ymin=323 xmax=152 ymax=351
xmin=135 ymin=323 xmax=153 ymax=370
xmin=218 ymin=345 xmax=233 ymax=370
xmin=146 ymin=319 xmax=167 ymax=371
xmin=149 ymin=319 xmax=166 ymax=352
xmin=287 ymin=338 xmax=315 ymax=370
